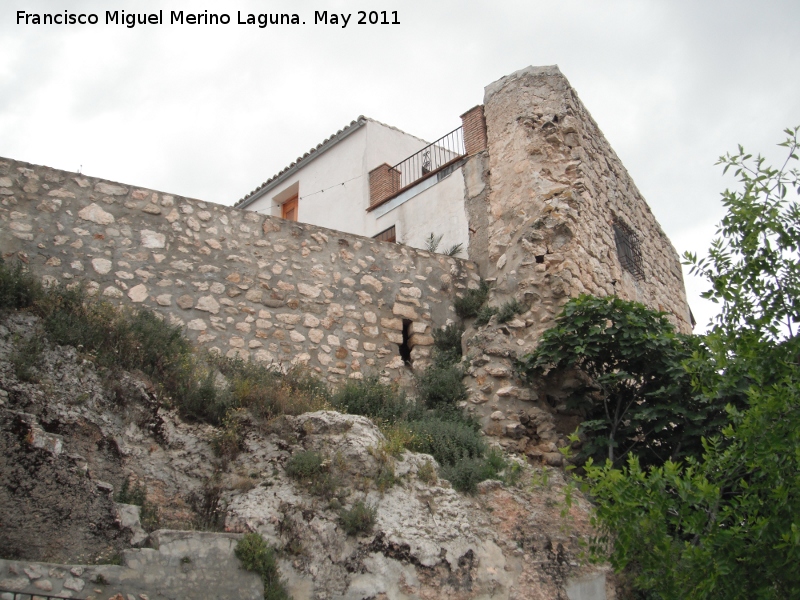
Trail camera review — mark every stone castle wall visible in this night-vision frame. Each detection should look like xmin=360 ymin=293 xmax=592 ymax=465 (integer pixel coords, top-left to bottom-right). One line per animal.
xmin=459 ymin=66 xmax=693 ymax=451
xmin=0 ymin=157 xmax=478 ymax=384
xmin=470 ymin=65 xmax=691 ymax=335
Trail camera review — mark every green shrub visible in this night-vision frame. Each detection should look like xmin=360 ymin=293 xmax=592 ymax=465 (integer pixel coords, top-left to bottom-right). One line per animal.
xmin=331 ymin=375 xmax=418 ymax=424
xmin=407 ymin=416 xmax=486 ymax=467
xmin=285 ymin=450 xmax=340 ymax=497
xmin=438 ymin=449 xmax=516 ymax=494
xmin=115 ymin=476 xmax=147 ymax=506
xmin=415 ymin=363 xmax=467 ymax=409
xmin=235 ymin=533 xmax=291 ymax=600
xmin=0 ymin=259 xmax=43 ymax=310
xmin=10 ymin=332 xmax=46 ymax=382
xmin=454 ymin=280 xmax=490 ymax=319
xmin=32 ymin=284 xmax=223 ymax=422
xmin=189 ymin=473 xmax=226 ymax=531
xmin=475 ymin=305 xmax=498 ymax=326
xmin=417 ymin=460 xmax=437 ymax=484
xmin=174 ymin=363 xmax=231 ymax=425
xmin=339 ymin=500 xmax=377 ymax=536
xmin=210 ymin=409 xmax=246 ymax=459
xmin=432 ymin=323 xmax=463 ymax=364
xmin=474 ymin=299 xmax=524 ymax=326
xmin=440 ymin=457 xmax=495 ymax=494
xmin=218 ymin=359 xmax=330 ymax=422
xmin=285 ymin=450 xmax=325 ymax=479
xmin=374 ymin=462 xmax=397 ymax=492
xmin=496 ymin=299 xmax=524 ymax=324
xmin=380 ymin=422 xmax=416 ymax=458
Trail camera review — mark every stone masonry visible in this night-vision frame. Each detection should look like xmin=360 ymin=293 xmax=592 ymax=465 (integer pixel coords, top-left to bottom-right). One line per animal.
xmin=457 ymin=66 xmax=693 ymax=453
xmin=0 ymin=531 xmax=263 ymax=600
xmin=0 ymin=66 xmax=694 ymax=454
xmin=0 ymin=158 xmax=478 ymax=384
xmin=465 ymin=65 xmax=692 ymax=334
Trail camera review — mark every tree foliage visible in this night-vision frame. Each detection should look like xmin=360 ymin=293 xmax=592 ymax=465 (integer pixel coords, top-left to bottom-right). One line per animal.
xmin=684 ymin=126 xmax=800 ymax=342
xmin=578 ymin=127 xmax=800 ymax=599
xmin=517 ymin=295 xmax=734 ymax=467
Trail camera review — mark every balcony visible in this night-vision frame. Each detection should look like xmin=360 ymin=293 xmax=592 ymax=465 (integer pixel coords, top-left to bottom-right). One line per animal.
xmin=368 ymin=126 xmax=466 ymax=210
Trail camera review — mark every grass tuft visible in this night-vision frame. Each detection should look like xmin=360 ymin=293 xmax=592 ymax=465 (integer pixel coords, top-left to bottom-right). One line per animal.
xmin=235 ymin=533 xmax=291 ymax=600
xmin=339 ymin=500 xmax=377 ymax=536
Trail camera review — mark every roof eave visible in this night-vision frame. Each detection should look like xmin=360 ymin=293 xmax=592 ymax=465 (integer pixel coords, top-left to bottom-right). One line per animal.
xmin=237 ymin=117 xmax=369 ymax=210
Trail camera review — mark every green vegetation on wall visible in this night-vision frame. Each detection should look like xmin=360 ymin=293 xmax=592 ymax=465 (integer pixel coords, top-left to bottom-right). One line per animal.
xmin=538 ymin=127 xmax=800 ymax=599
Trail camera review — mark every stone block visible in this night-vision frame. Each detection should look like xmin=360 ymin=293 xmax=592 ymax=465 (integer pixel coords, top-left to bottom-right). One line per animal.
xmin=408 ymin=334 xmax=434 ymax=347
xmin=392 ymin=303 xmax=418 ymax=320
xmin=380 ymin=317 xmax=403 ymax=330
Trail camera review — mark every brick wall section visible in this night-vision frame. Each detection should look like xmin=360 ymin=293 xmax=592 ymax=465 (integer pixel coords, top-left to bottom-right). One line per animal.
xmin=460 ymin=105 xmax=488 ymax=156
xmin=0 ymin=157 xmax=479 ymax=384
xmin=368 ymin=163 xmax=401 ymax=208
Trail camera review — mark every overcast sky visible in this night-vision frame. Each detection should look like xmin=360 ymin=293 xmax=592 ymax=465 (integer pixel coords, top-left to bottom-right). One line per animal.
xmin=2 ymin=0 xmax=798 ymax=331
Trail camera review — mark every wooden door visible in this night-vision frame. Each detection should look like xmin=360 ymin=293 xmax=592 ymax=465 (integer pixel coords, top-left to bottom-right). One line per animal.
xmin=282 ymin=195 xmax=298 ymax=221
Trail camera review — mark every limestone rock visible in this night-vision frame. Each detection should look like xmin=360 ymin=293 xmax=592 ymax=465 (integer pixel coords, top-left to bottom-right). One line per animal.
xmin=77 ymin=203 xmax=115 ymax=225
xmin=140 ymin=230 xmax=166 ymax=249
xmin=128 ymin=284 xmax=148 ymax=303
xmin=91 ymin=258 xmax=112 ymax=275
xmin=195 ymin=296 xmax=220 ymax=314
xmin=94 ymin=182 xmax=128 ymax=196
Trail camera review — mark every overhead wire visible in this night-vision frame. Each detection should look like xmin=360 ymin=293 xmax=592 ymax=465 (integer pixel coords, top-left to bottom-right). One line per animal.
xmin=252 ymin=173 xmax=364 ymax=213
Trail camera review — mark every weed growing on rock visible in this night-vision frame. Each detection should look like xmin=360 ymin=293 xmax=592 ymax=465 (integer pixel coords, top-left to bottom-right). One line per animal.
xmin=235 ymin=533 xmax=291 ymax=600
xmin=339 ymin=500 xmax=377 ymax=536
xmin=438 ymin=448 xmax=517 ymax=495
xmin=454 ymin=279 xmax=490 ymax=319
xmin=380 ymin=423 xmax=415 ymax=458
xmin=475 ymin=305 xmax=498 ymax=326
xmin=210 ymin=408 xmax=246 ymax=460
xmin=285 ymin=450 xmax=340 ymax=496
xmin=10 ymin=331 xmax=46 ymax=382
xmin=285 ymin=450 xmax=324 ymax=479
xmin=432 ymin=323 xmax=464 ymax=364
xmin=407 ymin=417 xmax=485 ymax=467
xmin=115 ymin=477 xmax=147 ymax=506
xmin=0 ymin=259 xmax=43 ymax=309
xmin=417 ymin=460 xmax=437 ymax=484
xmin=189 ymin=473 xmax=227 ymax=531
xmin=375 ymin=463 xmax=397 ymax=493
xmin=475 ymin=298 xmax=523 ymax=326
xmin=496 ymin=299 xmax=524 ymax=324
xmin=220 ymin=359 xmax=330 ymax=421
xmin=439 ymin=457 xmax=494 ymax=494
xmin=331 ymin=375 xmax=418 ymax=424
xmin=115 ymin=477 xmax=160 ymax=531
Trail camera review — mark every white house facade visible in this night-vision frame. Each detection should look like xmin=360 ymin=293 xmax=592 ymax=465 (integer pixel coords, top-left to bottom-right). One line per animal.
xmin=234 ymin=109 xmax=488 ymax=256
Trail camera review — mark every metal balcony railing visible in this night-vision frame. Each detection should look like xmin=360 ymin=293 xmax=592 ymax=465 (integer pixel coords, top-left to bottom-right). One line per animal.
xmin=390 ymin=126 xmax=465 ymax=195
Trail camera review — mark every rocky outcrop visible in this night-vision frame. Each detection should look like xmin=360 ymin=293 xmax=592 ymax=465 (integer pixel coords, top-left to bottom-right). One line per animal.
xmin=0 ymin=312 xmax=614 ymax=599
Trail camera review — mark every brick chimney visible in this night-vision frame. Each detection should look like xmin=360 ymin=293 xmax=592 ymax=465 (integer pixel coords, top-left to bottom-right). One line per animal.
xmin=460 ymin=105 xmax=488 ymax=155
xmin=368 ymin=163 xmax=401 ymax=208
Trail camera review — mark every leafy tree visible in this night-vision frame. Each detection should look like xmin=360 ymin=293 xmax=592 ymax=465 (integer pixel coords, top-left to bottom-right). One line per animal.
xmin=684 ymin=126 xmax=800 ymax=342
xmin=517 ymin=295 xmax=734 ymax=467
xmin=579 ymin=127 xmax=800 ymax=599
